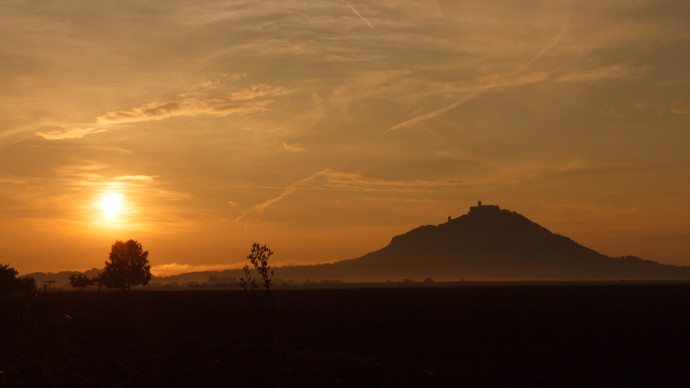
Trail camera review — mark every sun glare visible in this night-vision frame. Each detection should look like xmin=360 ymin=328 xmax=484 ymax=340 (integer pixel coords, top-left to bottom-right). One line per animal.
xmin=102 ymin=193 xmax=124 ymax=219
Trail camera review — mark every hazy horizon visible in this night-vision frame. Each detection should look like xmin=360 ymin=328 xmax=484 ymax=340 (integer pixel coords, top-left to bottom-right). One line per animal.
xmin=1 ymin=1 xmax=689 ymax=275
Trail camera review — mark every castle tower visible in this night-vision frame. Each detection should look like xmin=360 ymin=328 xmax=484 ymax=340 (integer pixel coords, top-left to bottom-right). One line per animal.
xmin=469 ymin=201 xmax=500 ymax=214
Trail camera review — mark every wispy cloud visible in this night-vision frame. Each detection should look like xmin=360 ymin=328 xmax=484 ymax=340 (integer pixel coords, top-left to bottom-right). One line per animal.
xmin=54 ymin=160 xmax=110 ymax=184
xmin=97 ymin=98 xmax=270 ymax=125
xmin=97 ymin=84 xmax=289 ymax=125
xmin=670 ymin=108 xmax=690 ymax=115
xmin=282 ymin=142 xmax=306 ymax=152
xmin=183 ymin=73 xmax=247 ymax=95
xmin=631 ymin=102 xmax=647 ymax=111
xmin=554 ymin=65 xmax=646 ymax=84
xmin=359 ymin=196 xmax=436 ymax=203
xmin=151 ymin=262 xmax=240 ymax=277
xmin=0 ymin=175 xmax=29 ymax=185
xmin=54 ymin=161 xmax=189 ymax=211
xmin=35 ymin=127 xmax=106 ymax=140
xmin=559 ymin=203 xmax=640 ymax=217
xmin=322 ymin=171 xmax=482 ymax=191
xmin=112 ymin=175 xmax=156 ymax=183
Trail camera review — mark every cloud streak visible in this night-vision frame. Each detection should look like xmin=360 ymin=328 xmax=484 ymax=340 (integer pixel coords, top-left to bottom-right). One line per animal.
xmin=554 ymin=65 xmax=646 ymax=84
xmin=151 ymin=262 xmax=240 ymax=277
xmin=282 ymin=142 xmax=306 ymax=152
xmin=35 ymin=127 xmax=106 ymax=140
xmin=98 ymin=84 xmax=289 ymax=125
xmin=322 ymin=171 xmax=484 ymax=191
xmin=112 ymin=175 xmax=156 ymax=183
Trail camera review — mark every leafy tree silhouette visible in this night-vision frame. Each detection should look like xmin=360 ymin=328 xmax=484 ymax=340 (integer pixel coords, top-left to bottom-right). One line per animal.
xmin=0 ymin=263 xmax=20 ymax=294
xmin=22 ymin=277 xmax=37 ymax=296
xmin=240 ymin=243 xmax=275 ymax=309
xmin=0 ymin=263 xmax=35 ymax=295
xmin=69 ymin=273 xmax=92 ymax=292
xmin=94 ymin=272 xmax=106 ymax=292
xmin=42 ymin=280 xmax=57 ymax=293
xmin=239 ymin=243 xmax=283 ymax=376
xmin=102 ymin=240 xmax=152 ymax=291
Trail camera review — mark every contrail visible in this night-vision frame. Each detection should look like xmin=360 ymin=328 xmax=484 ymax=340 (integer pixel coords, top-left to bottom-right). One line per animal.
xmin=342 ymin=0 xmax=375 ymax=30
xmin=384 ymin=89 xmax=485 ymax=134
xmin=235 ymin=169 xmax=331 ymax=222
xmin=384 ymin=23 xmax=569 ymax=134
xmin=513 ymin=23 xmax=569 ymax=75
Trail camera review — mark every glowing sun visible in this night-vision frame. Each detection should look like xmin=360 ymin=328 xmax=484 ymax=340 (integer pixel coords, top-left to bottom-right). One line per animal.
xmin=102 ymin=193 xmax=124 ymax=219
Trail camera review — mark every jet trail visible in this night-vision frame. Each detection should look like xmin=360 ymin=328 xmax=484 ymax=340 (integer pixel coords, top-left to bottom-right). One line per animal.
xmin=343 ymin=0 xmax=375 ymax=30
xmin=514 ymin=23 xmax=569 ymax=75
xmin=235 ymin=169 xmax=331 ymax=222
xmin=384 ymin=23 xmax=569 ymax=134
xmin=384 ymin=89 xmax=485 ymax=134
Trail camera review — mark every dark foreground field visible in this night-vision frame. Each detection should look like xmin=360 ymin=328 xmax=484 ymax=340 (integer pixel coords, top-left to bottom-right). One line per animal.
xmin=2 ymin=284 xmax=690 ymax=386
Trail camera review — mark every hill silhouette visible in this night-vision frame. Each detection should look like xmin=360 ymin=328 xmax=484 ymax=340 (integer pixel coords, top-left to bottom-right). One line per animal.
xmin=271 ymin=202 xmax=690 ymax=281
xmin=29 ymin=203 xmax=689 ymax=285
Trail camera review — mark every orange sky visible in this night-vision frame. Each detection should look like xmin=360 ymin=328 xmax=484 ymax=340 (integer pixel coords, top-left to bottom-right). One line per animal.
xmin=1 ymin=1 xmax=689 ymax=275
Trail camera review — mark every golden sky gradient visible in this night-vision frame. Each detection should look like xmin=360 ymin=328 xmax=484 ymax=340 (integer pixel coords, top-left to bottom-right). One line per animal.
xmin=1 ymin=0 xmax=689 ymax=275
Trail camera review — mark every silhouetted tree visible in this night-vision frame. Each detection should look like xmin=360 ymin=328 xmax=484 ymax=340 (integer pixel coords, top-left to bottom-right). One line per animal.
xmin=69 ymin=273 xmax=91 ymax=292
xmin=42 ymin=280 xmax=57 ymax=293
xmin=21 ymin=277 xmax=37 ymax=296
xmin=239 ymin=243 xmax=282 ymax=373
xmin=102 ymin=240 xmax=152 ymax=291
xmin=240 ymin=243 xmax=275 ymax=309
xmin=0 ymin=263 xmax=29 ymax=294
xmin=240 ymin=264 xmax=258 ymax=304
xmin=94 ymin=272 xmax=106 ymax=292
xmin=0 ymin=263 xmax=18 ymax=294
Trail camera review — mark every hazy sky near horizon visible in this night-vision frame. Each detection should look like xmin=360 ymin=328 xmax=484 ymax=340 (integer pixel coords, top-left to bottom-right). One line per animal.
xmin=1 ymin=0 xmax=689 ymax=275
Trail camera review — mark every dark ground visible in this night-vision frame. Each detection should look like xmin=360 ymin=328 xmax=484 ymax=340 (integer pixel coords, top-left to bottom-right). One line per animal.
xmin=2 ymin=284 xmax=690 ymax=386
